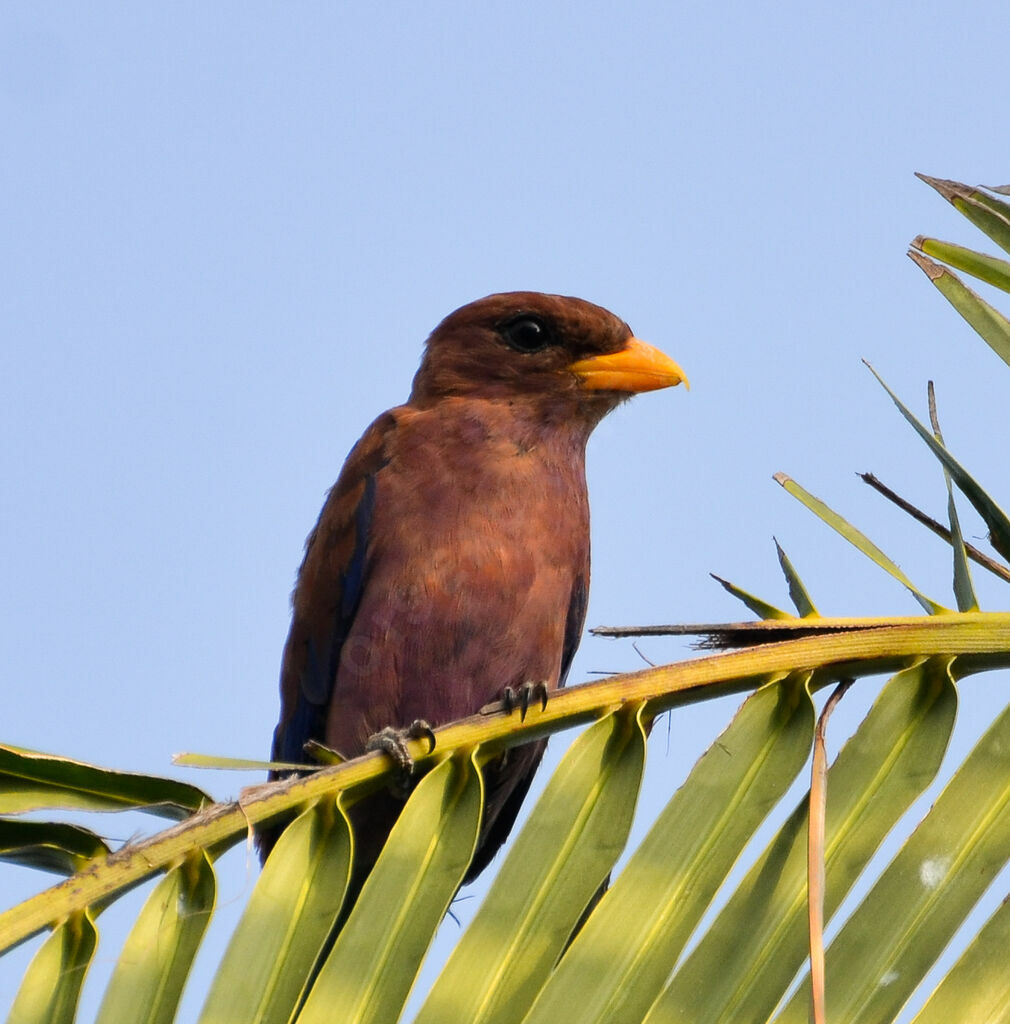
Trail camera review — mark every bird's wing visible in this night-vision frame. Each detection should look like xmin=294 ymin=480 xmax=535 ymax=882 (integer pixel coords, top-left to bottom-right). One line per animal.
xmin=271 ymin=412 xmax=394 ymax=767
xmin=558 ymin=569 xmax=589 ymax=687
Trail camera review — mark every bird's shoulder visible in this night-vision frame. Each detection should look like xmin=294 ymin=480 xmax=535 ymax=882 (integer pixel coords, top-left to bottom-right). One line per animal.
xmin=296 ymin=399 xmax=482 ymax=574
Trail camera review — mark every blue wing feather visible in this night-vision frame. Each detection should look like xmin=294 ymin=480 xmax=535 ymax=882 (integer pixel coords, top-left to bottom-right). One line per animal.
xmin=271 ymin=471 xmax=378 ymax=767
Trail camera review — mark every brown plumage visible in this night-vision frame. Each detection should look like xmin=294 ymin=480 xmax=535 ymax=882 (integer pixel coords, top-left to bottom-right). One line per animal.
xmin=265 ymin=291 xmax=686 ymax=889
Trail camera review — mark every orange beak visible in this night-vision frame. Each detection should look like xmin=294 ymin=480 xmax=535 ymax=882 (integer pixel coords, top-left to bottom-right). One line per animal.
xmin=568 ymin=337 xmax=689 ymax=393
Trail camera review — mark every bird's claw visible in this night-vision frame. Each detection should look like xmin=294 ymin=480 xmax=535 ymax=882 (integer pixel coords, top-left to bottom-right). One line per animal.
xmin=366 ymin=719 xmax=436 ymax=792
xmin=502 ymin=682 xmax=549 ymax=722
xmin=407 ymin=718 xmax=437 ymax=753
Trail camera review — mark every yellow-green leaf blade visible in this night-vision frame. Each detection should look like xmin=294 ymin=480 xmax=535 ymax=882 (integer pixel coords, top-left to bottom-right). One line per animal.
xmin=912 ymin=894 xmax=1010 ymax=1024
xmin=946 ymin=472 xmax=978 ymax=612
xmin=418 ymin=706 xmax=647 ymax=1024
xmin=776 ymin=673 xmax=1010 ymax=1024
xmin=95 ymin=852 xmax=216 ymax=1024
xmin=917 ymin=174 xmax=1010 ymax=255
xmin=908 ymin=250 xmax=1010 ymax=369
xmin=198 ymin=799 xmax=352 ymax=1024
xmin=774 ymin=473 xmax=948 ymax=613
xmin=929 ymin=393 xmax=978 ymax=613
xmin=0 ymin=745 xmax=208 ymax=819
xmin=0 ymin=818 xmax=109 ymax=875
xmin=775 ymin=539 xmax=818 ymax=617
xmin=649 ymin=658 xmax=956 ymax=1024
xmin=172 ymin=752 xmax=312 ymax=772
xmin=710 ymin=573 xmax=793 ymax=619
xmin=865 ymin=364 xmax=1010 ymax=561
xmin=524 ymin=675 xmax=814 ymax=1024
xmin=913 ymin=236 xmax=1010 ymax=294
xmin=298 ymin=752 xmax=482 ymax=1024
xmin=6 ymin=911 xmax=97 ymax=1024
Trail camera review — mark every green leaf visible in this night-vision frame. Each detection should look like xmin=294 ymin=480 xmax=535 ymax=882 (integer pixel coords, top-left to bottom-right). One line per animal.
xmin=912 ymin=893 xmax=1010 ymax=1024
xmin=912 ymin=236 xmax=1010 ymax=294
xmin=908 ymin=250 xmax=1010 ymax=369
xmin=928 ymin=387 xmax=978 ymax=613
xmin=917 ymin=174 xmax=1010 ymax=256
xmin=298 ymin=752 xmax=483 ymax=1024
xmin=776 ymin=668 xmax=1010 ymax=1024
xmin=865 ymin=364 xmax=1010 ymax=562
xmin=172 ymin=752 xmax=312 ymax=772
xmin=95 ymin=852 xmax=216 ymax=1024
xmin=710 ymin=573 xmax=793 ymax=619
xmin=417 ymin=705 xmax=647 ymax=1024
xmin=649 ymin=658 xmax=956 ymax=1024
xmin=946 ymin=475 xmax=978 ymax=613
xmin=774 ymin=473 xmax=948 ymax=613
xmin=775 ymin=538 xmax=818 ymax=617
xmin=6 ymin=911 xmax=97 ymax=1024
xmin=198 ymin=798 xmax=352 ymax=1024
xmin=0 ymin=744 xmax=209 ymax=819
xmin=524 ymin=675 xmax=814 ymax=1024
xmin=969 ymin=186 xmax=1010 ymax=233
xmin=0 ymin=818 xmax=109 ymax=875
xmin=6 ymin=620 xmax=1006 ymax=961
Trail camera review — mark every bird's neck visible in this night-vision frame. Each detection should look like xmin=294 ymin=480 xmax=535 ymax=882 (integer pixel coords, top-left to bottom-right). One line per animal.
xmin=428 ymin=395 xmax=597 ymax=459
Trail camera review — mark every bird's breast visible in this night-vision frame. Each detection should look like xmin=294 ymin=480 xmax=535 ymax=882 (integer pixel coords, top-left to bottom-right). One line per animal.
xmin=327 ymin=406 xmax=590 ymax=752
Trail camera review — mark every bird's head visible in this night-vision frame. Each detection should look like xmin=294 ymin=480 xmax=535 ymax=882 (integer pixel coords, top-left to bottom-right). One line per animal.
xmin=409 ymin=292 xmax=687 ymax=428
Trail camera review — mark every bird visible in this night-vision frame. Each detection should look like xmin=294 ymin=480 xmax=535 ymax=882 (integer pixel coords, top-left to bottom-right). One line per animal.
xmin=263 ymin=291 xmax=687 ymax=895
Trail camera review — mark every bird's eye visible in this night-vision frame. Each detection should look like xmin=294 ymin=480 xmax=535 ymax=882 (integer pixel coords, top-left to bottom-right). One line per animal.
xmin=501 ymin=315 xmax=553 ymax=353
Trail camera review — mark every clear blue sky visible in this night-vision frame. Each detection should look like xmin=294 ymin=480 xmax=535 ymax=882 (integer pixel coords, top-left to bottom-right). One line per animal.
xmin=3 ymin=3 xmax=1010 ymax=1018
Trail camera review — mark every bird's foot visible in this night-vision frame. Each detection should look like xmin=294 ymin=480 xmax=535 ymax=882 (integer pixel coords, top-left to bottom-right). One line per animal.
xmin=366 ymin=720 xmax=436 ymax=793
xmin=501 ymin=681 xmax=550 ymax=722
